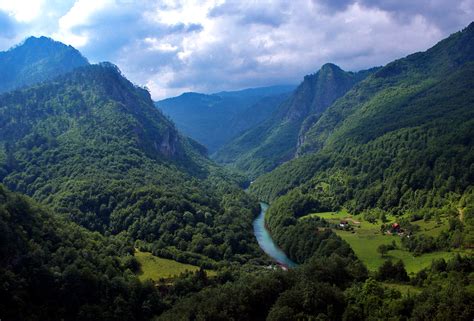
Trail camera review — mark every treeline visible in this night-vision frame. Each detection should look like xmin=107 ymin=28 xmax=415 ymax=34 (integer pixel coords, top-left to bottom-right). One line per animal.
xmin=264 ymin=184 xmax=473 ymax=261
xmin=263 ymin=189 xmax=355 ymax=263
xmin=159 ymin=253 xmax=474 ymax=321
xmin=158 ymin=254 xmax=368 ymax=321
xmin=400 ymin=202 xmax=473 ymax=255
xmin=266 ymin=185 xmax=471 ymax=258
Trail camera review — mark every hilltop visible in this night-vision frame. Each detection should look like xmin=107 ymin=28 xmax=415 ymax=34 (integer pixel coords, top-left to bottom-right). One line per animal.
xmin=0 ymin=36 xmax=89 ymax=93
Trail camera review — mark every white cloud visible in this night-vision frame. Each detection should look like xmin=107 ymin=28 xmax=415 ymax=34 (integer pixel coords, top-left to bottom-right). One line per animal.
xmin=144 ymin=38 xmax=179 ymax=52
xmin=0 ymin=0 xmax=472 ymax=99
xmin=0 ymin=0 xmax=44 ymax=22
xmin=53 ymin=0 xmax=112 ymax=47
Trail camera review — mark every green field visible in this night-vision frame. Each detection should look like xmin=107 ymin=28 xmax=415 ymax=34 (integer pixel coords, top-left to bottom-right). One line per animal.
xmin=335 ymin=230 xmax=456 ymax=273
xmin=300 ymin=210 xmax=350 ymax=221
xmin=135 ymin=250 xmax=216 ymax=281
xmin=413 ymin=219 xmax=449 ymax=237
xmin=305 ymin=211 xmax=457 ymax=274
xmin=382 ymin=282 xmax=422 ymax=295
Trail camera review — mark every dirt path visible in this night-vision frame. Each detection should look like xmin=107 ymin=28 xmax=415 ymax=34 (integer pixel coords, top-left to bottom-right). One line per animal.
xmin=344 ymin=217 xmax=361 ymax=224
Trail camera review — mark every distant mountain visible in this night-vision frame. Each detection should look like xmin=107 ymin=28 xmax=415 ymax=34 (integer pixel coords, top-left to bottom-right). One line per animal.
xmin=251 ymin=22 xmax=474 ymax=216
xmin=0 ymin=61 xmax=262 ymax=265
xmin=214 ymin=64 xmax=376 ymax=178
xmin=0 ymin=36 xmax=89 ymax=93
xmin=156 ymin=85 xmax=295 ymax=152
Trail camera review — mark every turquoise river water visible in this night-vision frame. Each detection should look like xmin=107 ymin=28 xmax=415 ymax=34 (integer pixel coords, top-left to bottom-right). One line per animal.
xmin=253 ymin=202 xmax=297 ymax=268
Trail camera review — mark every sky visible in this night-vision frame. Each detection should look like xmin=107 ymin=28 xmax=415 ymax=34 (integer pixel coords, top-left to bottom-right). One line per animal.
xmin=0 ymin=0 xmax=473 ymax=100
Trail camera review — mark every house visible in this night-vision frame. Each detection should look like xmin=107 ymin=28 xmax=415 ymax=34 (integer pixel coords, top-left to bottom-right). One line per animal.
xmin=392 ymin=223 xmax=401 ymax=233
xmin=339 ymin=220 xmax=349 ymax=228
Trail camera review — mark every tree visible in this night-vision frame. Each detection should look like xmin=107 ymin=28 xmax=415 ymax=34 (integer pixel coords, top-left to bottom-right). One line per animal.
xmin=377 ymin=244 xmax=390 ymax=257
xmin=376 ymin=259 xmax=409 ymax=282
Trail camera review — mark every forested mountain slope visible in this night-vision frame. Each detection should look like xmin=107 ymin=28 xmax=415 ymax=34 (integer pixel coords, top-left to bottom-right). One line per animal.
xmin=0 ymin=62 xmax=262 ymax=266
xmin=0 ymin=36 xmax=89 ymax=93
xmin=251 ymin=23 xmax=474 ymax=208
xmin=249 ymin=24 xmax=474 ymax=262
xmin=156 ymin=85 xmax=294 ymax=152
xmin=214 ymin=64 xmax=376 ymax=178
xmin=0 ymin=184 xmax=163 ymax=321
xmin=298 ymin=23 xmax=474 ymax=156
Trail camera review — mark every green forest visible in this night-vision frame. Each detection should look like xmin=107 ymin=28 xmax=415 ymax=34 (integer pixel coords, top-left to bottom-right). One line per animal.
xmin=0 ymin=63 xmax=266 ymax=268
xmin=2 ymin=183 xmax=473 ymax=320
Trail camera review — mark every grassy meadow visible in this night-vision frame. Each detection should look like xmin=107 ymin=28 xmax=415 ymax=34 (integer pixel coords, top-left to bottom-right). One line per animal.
xmin=135 ymin=250 xmax=216 ymax=281
xmin=302 ymin=210 xmax=460 ymax=273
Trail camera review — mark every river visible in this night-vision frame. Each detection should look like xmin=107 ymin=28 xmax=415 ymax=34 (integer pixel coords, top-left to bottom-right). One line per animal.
xmin=253 ymin=202 xmax=297 ymax=268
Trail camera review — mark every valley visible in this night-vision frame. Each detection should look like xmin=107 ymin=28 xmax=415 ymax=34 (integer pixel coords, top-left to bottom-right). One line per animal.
xmin=0 ymin=13 xmax=473 ymax=321
xmin=156 ymin=85 xmax=295 ymax=153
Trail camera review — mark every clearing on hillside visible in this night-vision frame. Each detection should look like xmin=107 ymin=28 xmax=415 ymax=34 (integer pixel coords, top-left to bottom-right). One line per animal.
xmin=135 ymin=250 xmax=216 ymax=281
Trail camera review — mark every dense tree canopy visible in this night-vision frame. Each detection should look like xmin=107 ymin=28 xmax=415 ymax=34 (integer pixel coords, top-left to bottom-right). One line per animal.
xmin=0 ymin=184 xmax=163 ymax=321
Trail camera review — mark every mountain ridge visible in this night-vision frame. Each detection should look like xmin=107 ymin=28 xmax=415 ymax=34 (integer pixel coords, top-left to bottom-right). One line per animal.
xmin=250 ymin=22 xmax=474 ymax=214
xmin=156 ymin=85 xmax=295 ymax=152
xmin=297 ymin=22 xmax=474 ymax=156
xmin=214 ymin=63 xmax=376 ymax=178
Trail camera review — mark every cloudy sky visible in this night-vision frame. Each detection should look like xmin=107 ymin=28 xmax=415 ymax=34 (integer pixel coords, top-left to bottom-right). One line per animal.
xmin=0 ymin=0 xmax=472 ymax=99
